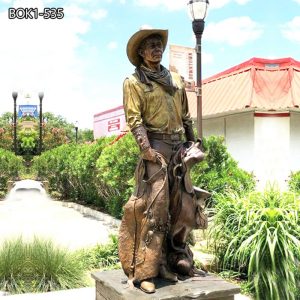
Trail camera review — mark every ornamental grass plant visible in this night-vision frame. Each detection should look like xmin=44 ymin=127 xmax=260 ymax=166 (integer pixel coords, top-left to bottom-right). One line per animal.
xmin=209 ymin=185 xmax=300 ymax=300
xmin=27 ymin=237 xmax=87 ymax=293
xmin=0 ymin=237 xmax=27 ymax=294
xmin=0 ymin=237 xmax=88 ymax=294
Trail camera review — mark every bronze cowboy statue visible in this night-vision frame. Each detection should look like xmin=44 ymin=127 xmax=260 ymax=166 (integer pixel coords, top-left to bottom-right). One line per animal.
xmin=118 ymin=28 xmax=210 ymax=294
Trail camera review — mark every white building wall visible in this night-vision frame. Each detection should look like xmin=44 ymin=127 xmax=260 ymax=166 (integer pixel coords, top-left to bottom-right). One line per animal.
xmin=203 ymin=117 xmax=225 ymax=137
xmin=225 ymin=113 xmax=255 ymax=173
xmin=254 ymin=116 xmax=290 ymax=191
xmin=203 ymin=111 xmax=298 ymax=191
xmin=204 ymin=112 xmax=255 ymax=173
xmin=93 ymin=107 xmax=126 ymax=139
xmin=290 ymin=112 xmax=300 ymax=172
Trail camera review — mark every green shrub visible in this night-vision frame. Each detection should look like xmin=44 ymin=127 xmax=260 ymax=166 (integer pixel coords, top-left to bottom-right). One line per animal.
xmin=191 ymin=136 xmax=255 ymax=206
xmin=32 ymin=137 xmax=113 ymax=207
xmin=0 ymin=149 xmax=23 ymax=193
xmin=289 ymin=171 xmax=300 ymax=193
xmin=95 ymin=133 xmax=139 ymax=218
xmin=209 ymin=186 xmax=300 ymax=300
xmin=32 ymin=144 xmax=78 ymax=199
xmin=33 ymin=134 xmax=254 ymax=219
xmin=75 ymin=235 xmax=120 ymax=270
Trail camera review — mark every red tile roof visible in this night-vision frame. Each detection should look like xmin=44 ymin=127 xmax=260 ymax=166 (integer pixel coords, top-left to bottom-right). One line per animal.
xmin=187 ymin=57 xmax=300 ymax=118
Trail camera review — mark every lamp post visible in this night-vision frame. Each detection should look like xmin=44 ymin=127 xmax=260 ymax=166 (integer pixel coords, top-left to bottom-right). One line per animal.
xmin=187 ymin=0 xmax=209 ymax=140
xmin=12 ymin=92 xmax=18 ymax=154
xmin=38 ymin=92 xmax=44 ymax=154
xmin=75 ymin=121 xmax=79 ymax=144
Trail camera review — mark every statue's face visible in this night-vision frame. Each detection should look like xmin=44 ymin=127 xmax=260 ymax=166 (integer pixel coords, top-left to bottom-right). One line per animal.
xmin=139 ymin=36 xmax=163 ymax=65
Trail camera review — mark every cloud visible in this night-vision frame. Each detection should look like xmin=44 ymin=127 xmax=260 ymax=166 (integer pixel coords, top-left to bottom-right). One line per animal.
xmin=209 ymin=0 xmax=251 ymax=10
xmin=135 ymin=0 xmax=185 ymax=11
xmin=281 ymin=16 xmax=300 ymax=43
xmin=203 ymin=52 xmax=214 ymax=65
xmin=204 ymin=16 xmax=263 ymax=46
xmin=135 ymin=0 xmax=251 ymax=11
xmin=107 ymin=41 xmax=118 ymax=49
xmin=293 ymin=0 xmax=300 ymax=4
xmin=0 ymin=0 xmax=96 ymax=129
xmin=91 ymin=8 xmax=108 ymax=20
xmin=235 ymin=0 xmax=251 ymax=4
xmin=64 ymin=4 xmax=88 ymax=17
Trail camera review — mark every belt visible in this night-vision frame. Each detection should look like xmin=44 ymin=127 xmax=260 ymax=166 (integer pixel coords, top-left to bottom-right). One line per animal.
xmin=148 ymin=132 xmax=182 ymax=141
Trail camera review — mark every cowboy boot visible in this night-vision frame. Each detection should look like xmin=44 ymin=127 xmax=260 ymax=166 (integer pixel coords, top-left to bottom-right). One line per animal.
xmin=140 ymin=278 xmax=155 ymax=293
xmin=159 ymin=264 xmax=178 ymax=282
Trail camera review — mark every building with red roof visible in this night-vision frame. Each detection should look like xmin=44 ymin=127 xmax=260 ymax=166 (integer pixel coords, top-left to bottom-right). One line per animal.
xmin=187 ymin=57 xmax=300 ymax=190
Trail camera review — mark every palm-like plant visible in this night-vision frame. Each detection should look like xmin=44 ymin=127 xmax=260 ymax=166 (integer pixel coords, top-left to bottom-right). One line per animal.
xmin=210 ymin=186 xmax=300 ymax=300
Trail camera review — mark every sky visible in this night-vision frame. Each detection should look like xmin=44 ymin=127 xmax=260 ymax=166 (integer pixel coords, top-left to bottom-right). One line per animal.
xmin=0 ymin=0 xmax=300 ymax=129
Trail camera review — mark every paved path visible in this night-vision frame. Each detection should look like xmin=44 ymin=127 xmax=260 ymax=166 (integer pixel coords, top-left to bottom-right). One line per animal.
xmin=0 ymin=180 xmax=115 ymax=250
xmin=0 ymin=288 xmax=94 ymax=299
xmin=0 ymin=180 xmax=251 ymax=299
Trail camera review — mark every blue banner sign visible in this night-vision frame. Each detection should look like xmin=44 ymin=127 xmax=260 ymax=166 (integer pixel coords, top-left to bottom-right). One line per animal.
xmin=18 ymin=105 xmax=38 ymax=118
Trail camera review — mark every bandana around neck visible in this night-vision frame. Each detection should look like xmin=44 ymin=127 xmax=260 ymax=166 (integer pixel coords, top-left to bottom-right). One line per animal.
xmin=135 ymin=64 xmax=178 ymax=96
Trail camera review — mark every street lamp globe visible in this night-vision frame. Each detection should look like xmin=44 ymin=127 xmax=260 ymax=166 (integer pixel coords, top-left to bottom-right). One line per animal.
xmin=38 ymin=92 xmax=44 ymax=101
xmin=188 ymin=0 xmax=209 ymax=21
xmin=12 ymin=91 xmax=18 ymax=100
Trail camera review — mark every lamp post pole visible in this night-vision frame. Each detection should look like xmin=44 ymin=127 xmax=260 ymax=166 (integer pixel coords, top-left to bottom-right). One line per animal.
xmin=75 ymin=121 xmax=79 ymax=144
xmin=38 ymin=92 xmax=44 ymax=154
xmin=187 ymin=0 xmax=209 ymax=140
xmin=12 ymin=92 xmax=18 ymax=154
xmin=193 ymin=19 xmax=205 ymax=139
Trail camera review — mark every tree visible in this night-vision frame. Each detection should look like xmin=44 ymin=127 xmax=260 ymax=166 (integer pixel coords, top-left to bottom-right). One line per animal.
xmin=78 ymin=129 xmax=94 ymax=143
xmin=0 ymin=112 xmax=14 ymax=150
xmin=0 ymin=111 xmax=94 ymax=154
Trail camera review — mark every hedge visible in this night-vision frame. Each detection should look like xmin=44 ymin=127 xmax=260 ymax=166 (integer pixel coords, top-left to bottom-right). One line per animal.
xmin=0 ymin=149 xmax=23 ymax=196
xmin=32 ymin=137 xmax=114 ymax=205
xmin=289 ymin=171 xmax=300 ymax=193
xmin=33 ymin=134 xmax=255 ymax=218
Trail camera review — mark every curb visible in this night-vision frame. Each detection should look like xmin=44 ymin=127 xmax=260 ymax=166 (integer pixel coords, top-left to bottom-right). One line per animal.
xmin=56 ymin=201 xmax=121 ymax=229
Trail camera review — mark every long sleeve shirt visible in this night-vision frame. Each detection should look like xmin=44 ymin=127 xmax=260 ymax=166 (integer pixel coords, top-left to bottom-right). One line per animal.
xmin=123 ymin=71 xmax=193 ymax=135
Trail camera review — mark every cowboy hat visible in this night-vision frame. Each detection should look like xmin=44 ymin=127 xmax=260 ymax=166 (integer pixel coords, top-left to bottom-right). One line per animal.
xmin=126 ymin=28 xmax=168 ymax=66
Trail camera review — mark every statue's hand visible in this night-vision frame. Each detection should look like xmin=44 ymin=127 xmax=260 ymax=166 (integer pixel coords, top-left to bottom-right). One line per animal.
xmin=142 ymin=147 xmax=157 ymax=162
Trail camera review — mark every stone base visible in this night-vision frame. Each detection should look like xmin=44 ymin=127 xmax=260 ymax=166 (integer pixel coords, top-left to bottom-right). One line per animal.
xmin=92 ymin=269 xmax=240 ymax=300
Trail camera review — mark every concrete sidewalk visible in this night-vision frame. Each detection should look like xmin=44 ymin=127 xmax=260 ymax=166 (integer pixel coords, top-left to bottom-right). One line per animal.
xmin=0 ymin=181 xmax=251 ymax=299
xmin=0 ymin=180 xmax=117 ymax=249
